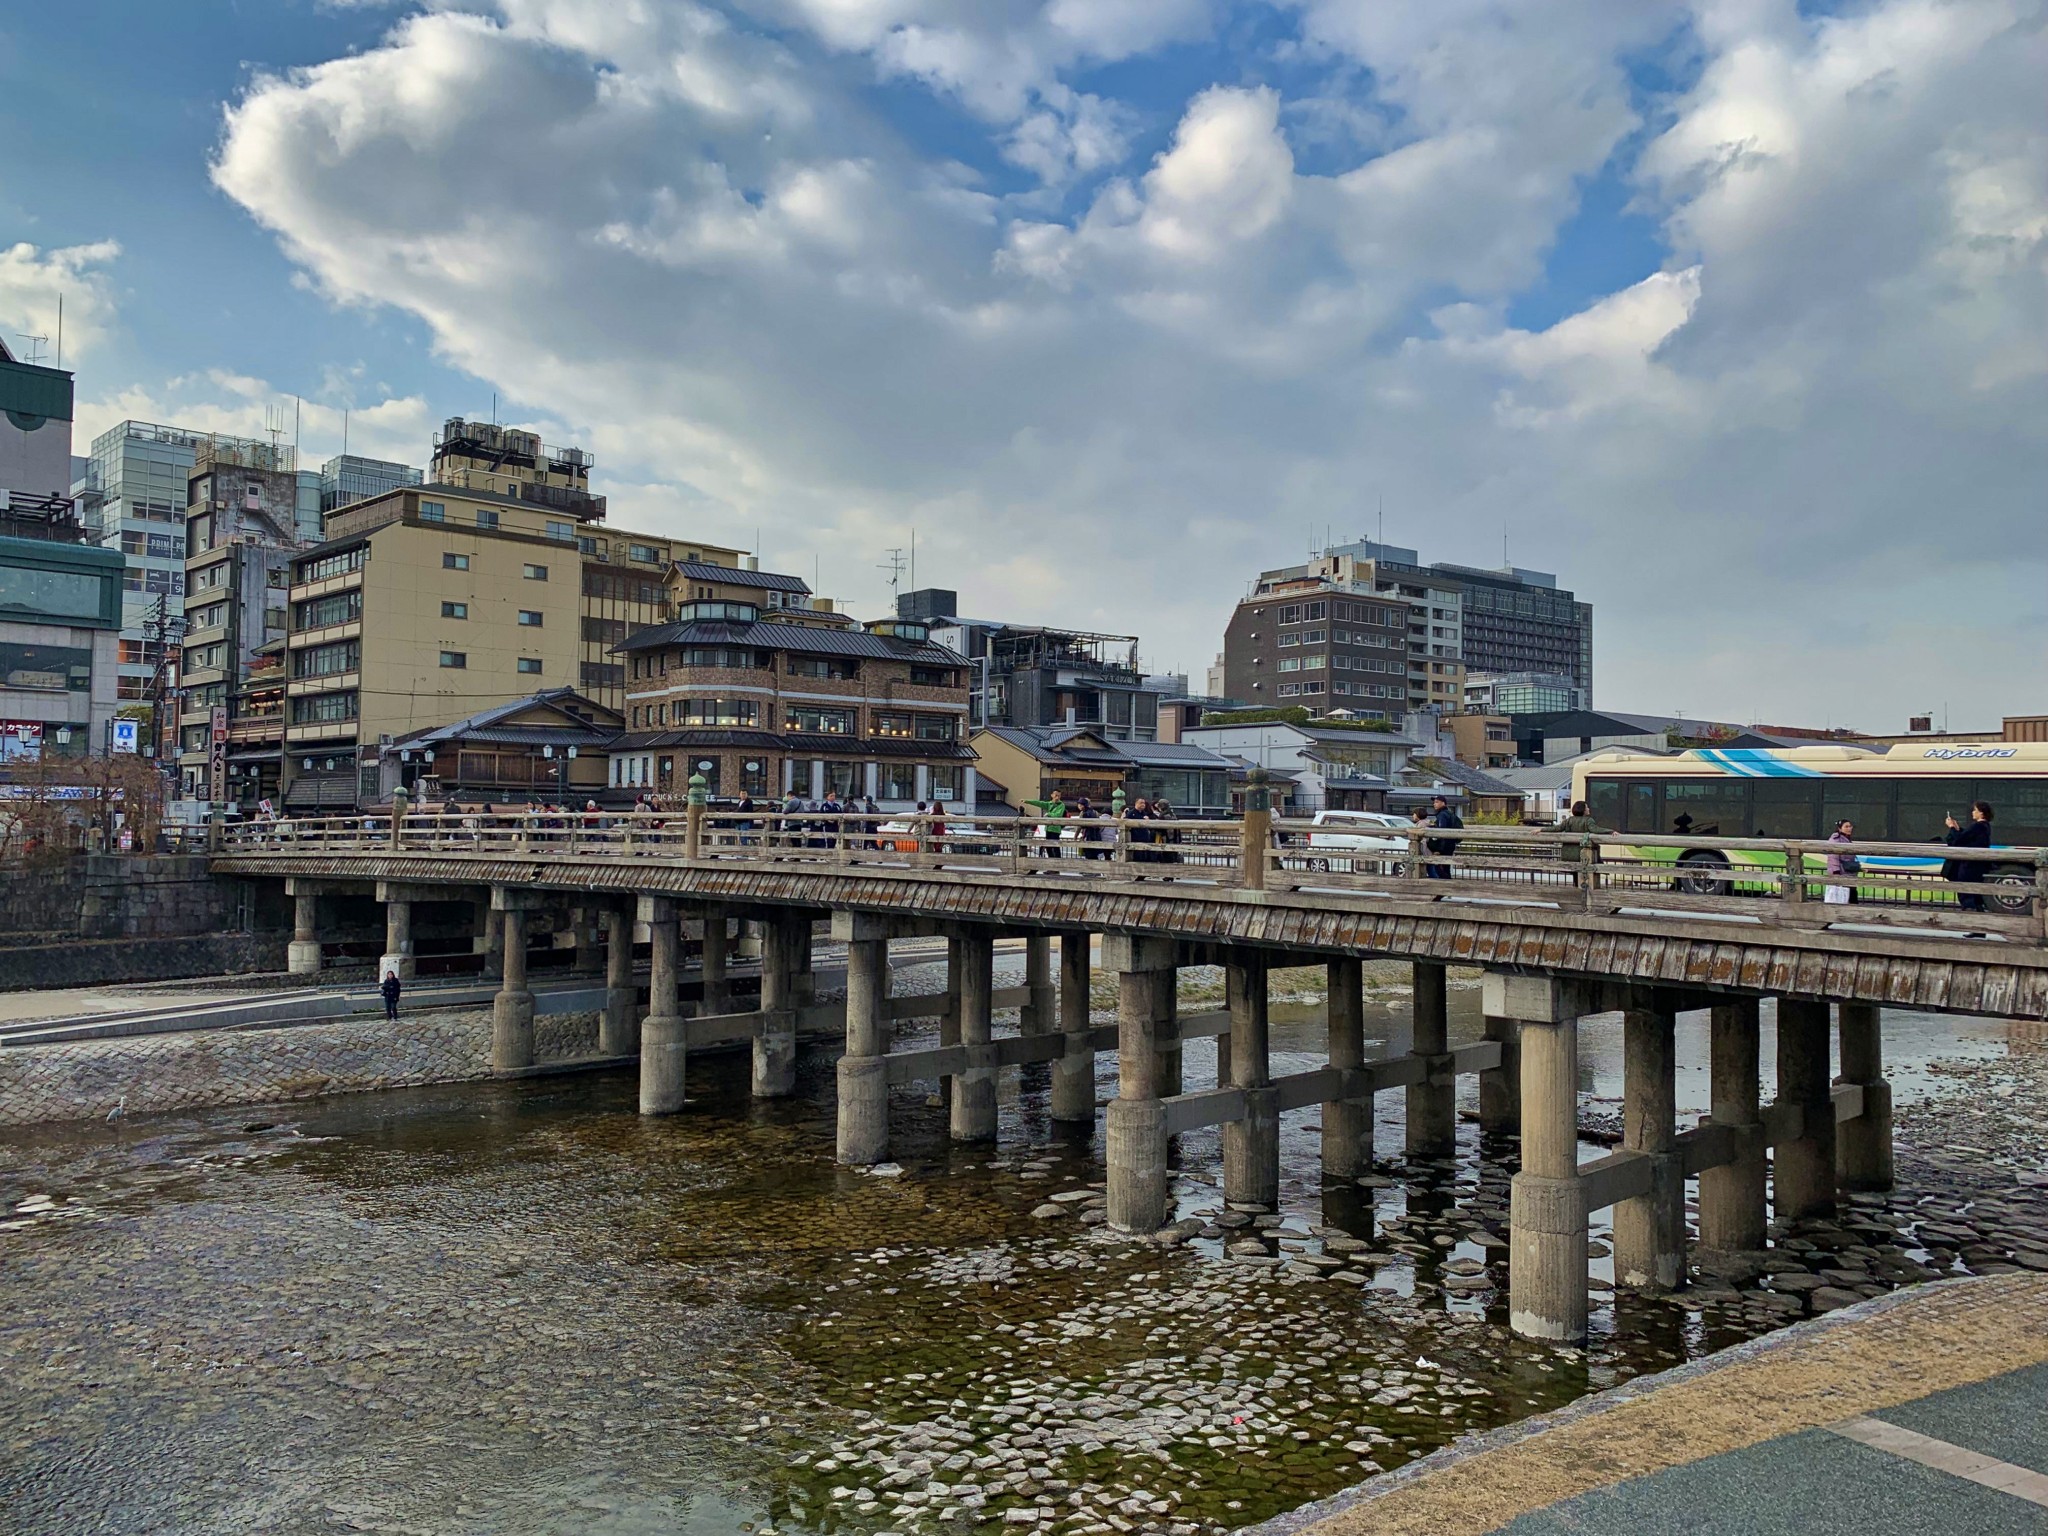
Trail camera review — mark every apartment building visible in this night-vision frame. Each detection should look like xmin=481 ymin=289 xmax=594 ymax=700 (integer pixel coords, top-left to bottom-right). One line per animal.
xmin=1220 ymin=583 xmax=1413 ymax=718
xmin=611 ymin=603 xmax=974 ymax=807
xmin=280 ymin=468 xmax=743 ymax=809
xmin=1244 ymin=552 xmax=1465 ymax=714
xmin=82 ymin=420 xmax=208 ymax=722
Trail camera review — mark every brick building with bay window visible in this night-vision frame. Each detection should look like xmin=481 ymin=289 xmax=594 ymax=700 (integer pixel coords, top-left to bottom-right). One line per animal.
xmin=610 ymin=603 xmax=976 ymax=807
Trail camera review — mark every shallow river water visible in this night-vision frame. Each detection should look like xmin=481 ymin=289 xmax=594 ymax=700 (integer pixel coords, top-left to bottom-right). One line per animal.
xmin=0 ymin=955 xmax=2038 ymax=1535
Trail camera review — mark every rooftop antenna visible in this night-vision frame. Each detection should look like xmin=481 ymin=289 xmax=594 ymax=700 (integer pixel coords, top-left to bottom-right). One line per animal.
xmin=55 ymin=295 xmax=62 ymax=370
xmin=909 ymin=527 xmax=916 ymax=590
xmin=16 ymin=332 xmax=46 ymax=365
xmin=342 ymin=408 xmax=350 ymax=460
xmin=1377 ymin=493 xmax=1384 ymax=553
xmin=878 ymin=547 xmax=908 ymax=602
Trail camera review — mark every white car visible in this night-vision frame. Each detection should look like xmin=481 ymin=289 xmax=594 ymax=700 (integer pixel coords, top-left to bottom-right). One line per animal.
xmin=1302 ymin=810 xmax=1413 ymax=874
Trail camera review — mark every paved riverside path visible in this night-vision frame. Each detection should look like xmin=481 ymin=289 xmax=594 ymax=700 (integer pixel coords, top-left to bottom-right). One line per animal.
xmin=1261 ymin=1274 xmax=2048 ymax=1536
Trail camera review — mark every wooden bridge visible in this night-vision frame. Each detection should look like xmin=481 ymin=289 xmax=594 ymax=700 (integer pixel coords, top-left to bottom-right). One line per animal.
xmin=213 ymin=804 xmax=2048 ymax=1343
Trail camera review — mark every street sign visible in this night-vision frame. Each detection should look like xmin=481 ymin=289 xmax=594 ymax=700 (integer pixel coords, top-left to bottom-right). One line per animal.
xmin=109 ymin=718 xmax=139 ymax=754
xmin=209 ymin=705 xmax=228 ymax=805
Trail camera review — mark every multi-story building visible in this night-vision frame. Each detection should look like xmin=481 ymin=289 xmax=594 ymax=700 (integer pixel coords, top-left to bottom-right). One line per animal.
xmin=0 ymin=341 xmax=76 ymax=503
xmin=280 ymin=466 xmax=744 ymax=810
xmin=83 ymin=420 xmax=209 ymax=728
xmin=318 ymin=452 xmax=423 ymax=516
xmin=1466 ymin=670 xmax=1585 ymax=716
xmin=1243 ymin=553 xmax=1465 ymax=714
xmin=901 ymin=588 xmax=1165 ymax=742
xmin=176 ymin=436 xmax=310 ymax=807
xmin=1446 ymin=712 xmax=1518 ymax=770
xmin=611 ymin=602 xmax=974 ymax=807
xmin=1220 ymin=582 xmax=1413 ymax=719
xmin=1321 ymin=539 xmax=1592 ymax=703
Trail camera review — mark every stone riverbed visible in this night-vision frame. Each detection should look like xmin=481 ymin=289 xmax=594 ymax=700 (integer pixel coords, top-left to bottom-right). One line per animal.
xmin=3 ymin=952 xmax=2045 ymax=1535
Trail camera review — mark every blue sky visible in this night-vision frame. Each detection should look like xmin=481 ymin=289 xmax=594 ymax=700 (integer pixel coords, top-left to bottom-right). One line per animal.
xmin=1 ymin=0 xmax=2040 ymax=727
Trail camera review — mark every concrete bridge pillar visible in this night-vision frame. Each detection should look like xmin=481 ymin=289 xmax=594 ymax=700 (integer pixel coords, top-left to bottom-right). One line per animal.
xmin=1105 ymin=933 xmax=1176 ymax=1233
xmin=1223 ymin=953 xmax=1278 ymax=1209
xmin=600 ymin=900 xmax=638 ymax=1057
xmin=1051 ymin=931 xmax=1096 ymax=1125
xmin=699 ymin=904 xmax=730 ymax=1016
xmin=287 ymin=882 xmax=322 ymax=976
xmin=1322 ymin=957 xmax=1371 ymax=1180
xmin=1506 ymin=975 xmax=1588 ymax=1343
xmin=1836 ymin=1002 xmax=1893 ymax=1192
xmin=1480 ymin=1017 xmax=1521 ymax=1137
xmin=836 ymin=926 xmax=891 ymax=1165
xmin=477 ymin=904 xmax=504 ymax=982
xmin=792 ymin=917 xmax=816 ymax=1007
xmin=1155 ymin=958 xmax=1182 ymax=1100
xmin=572 ymin=906 xmax=601 ymax=976
xmin=1774 ymin=998 xmax=1836 ymax=1221
xmin=951 ymin=928 xmax=998 ymax=1142
xmin=934 ymin=935 xmax=964 ymax=1113
xmin=380 ymin=898 xmax=416 ymax=982
xmin=1614 ymin=995 xmax=1684 ymax=1291
xmin=1021 ymin=935 xmax=1056 ymax=1040
xmin=754 ymin=913 xmax=804 ymax=1097
xmin=639 ymin=895 xmax=686 ymax=1115
xmin=1407 ymin=960 xmax=1456 ymax=1160
xmin=1699 ymin=999 xmax=1766 ymax=1252
xmin=490 ymin=890 xmax=538 ymax=1072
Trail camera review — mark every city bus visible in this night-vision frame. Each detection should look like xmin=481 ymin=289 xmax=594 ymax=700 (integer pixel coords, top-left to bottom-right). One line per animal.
xmin=1569 ymin=743 xmax=2048 ymax=912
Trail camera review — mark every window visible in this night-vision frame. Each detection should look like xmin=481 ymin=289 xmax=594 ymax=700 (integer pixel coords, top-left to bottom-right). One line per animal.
xmin=517 ymin=658 xmax=543 ymax=675
xmin=419 ymin=501 xmax=446 ymax=523
xmin=787 ymin=705 xmax=853 ymax=735
xmin=929 ymin=766 xmax=959 ymax=801
xmin=882 ymin=763 xmax=918 ymax=800
xmin=546 ymin=521 xmax=575 ymax=543
xmin=1302 ymin=655 xmax=1326 ymax=670
xmin=676 ymin=698 xmax=759 ymax=727
xmin=582 ymin=616 xmax=627 ymax=646
xmin=292 ymin=640 xmax=359 ymax=679
xmin=442 ymin=601 xmax=469 ymax=620
xmin=1663 ymin=779 xmax=1747 ymax=837
xmin=1278 ymin=658 xmax=1300 ymax=672
xmin=517 ymin=610 xmax=543 ymax=627
xmin=442 ymin=552 xmax=469 ymax=571
xmin=523 ymin=564 xmax=548 ymax=581
xmin=475 ymin=508 xmax=499 ymax=530
xmin=294 ymin=591 xmax=361 ymax=629
xmin=914 ymin=715 xmax=955 ymax=741
xmin=580 ymin=661 xmax=624 ymax=689
xmin=629 ymin=543 xmax=660 ymax=564
xmin=0 ymin=640 xmax=91 ymax=692
xmin=295 ymin=546 xmax=367 ymax=584
xmin=785 ymin=656 xmax=857 ymax=680
xmin=1299 ymin=629 xmax=1326 ymax=644
xmin=677 ymin=647 xmax=770 ymax=669
xmin=439 ymin=651 xmax=467 ymax=669
xmin=909 ymin=665 xmax=956 ymax=687
xmin=873 ymin=711 xmax=913 ymax=738
xmin=1278 ymin=633 xmax=1299 ymax=647
xmin=290 ymin=690 xmax=357 ymax=724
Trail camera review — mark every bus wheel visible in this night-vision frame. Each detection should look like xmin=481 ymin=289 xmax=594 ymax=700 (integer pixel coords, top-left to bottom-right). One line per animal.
xmin=1983 ymin=865 xmax=2035 ymax=916
xmin=1675 ymin=851 xmax=1731 ymax=897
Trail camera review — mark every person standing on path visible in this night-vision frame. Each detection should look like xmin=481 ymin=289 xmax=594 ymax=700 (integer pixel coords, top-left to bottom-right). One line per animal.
xmin=380 ymin=969 xmax=402 ymax=1022
xmin=1424 ymin=794 xmax=1463 ymax=880
xmin=1943 ymin=801 xmax=1994 ymax=913
xmin=1825 ymin=818 xmax=1862 ymax=905
xmin=1557 ymin=799 xmax=1602 ymax=868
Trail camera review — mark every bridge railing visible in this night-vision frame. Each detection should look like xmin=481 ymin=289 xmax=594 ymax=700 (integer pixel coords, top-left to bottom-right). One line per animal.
xmin=217 ymin=811 xmax=2046 ymax=945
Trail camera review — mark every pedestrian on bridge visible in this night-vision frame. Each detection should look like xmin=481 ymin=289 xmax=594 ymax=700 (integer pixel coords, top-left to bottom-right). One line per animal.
xmin=380 ymin=969 xmax=402 ymax=1022
xmin=1424 ymin=794 xmax=1463 ymax=880
xmin=1943 ymin=802 xmax=1994 ymax=913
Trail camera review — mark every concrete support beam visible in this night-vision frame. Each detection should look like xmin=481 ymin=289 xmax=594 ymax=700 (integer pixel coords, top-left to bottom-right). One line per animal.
xmin=1051 ymin=932 xmax=1096 ymax=1125
xmin=380 ymin=898 xmax=416 ymax=982
xmin=1105 ymin=934 xmax=1175 ymax=1233
xmin=1406 ymin=960 xmax=1456 ymax=1159
xmin=753 ymin=914 xmax=802 ymax=1098
xmin=837 ymin=935 xmax=891 ymax=1165
xmin=1021 ymin=936 xmax=1055 ymax=1038
xmin=1699 ymin=999 xmax=1766 ymax=1252
xmin=288 ymin=889 xmax=321 ymax=977
xmin=1479 ymin=1014 xmax=1521 ymax=1136
xmin=573 ymin=906 xmax=600 ymax=976
xmin=1509 ymin=1011 xmax=1586 ymax=1343
xmin=1223 ymin=953 xmax=1278 ymax=1208
xmin=699 ymin=904 xmax=730 ymax=1016
xmin=600 ymin=901 xmax=637 ymax=1057
xmin=1774 ymin=998 xmax=1836 ymax=1221
xmin=490 ymin=904 xmax=535 ymax=1072
xmin=936 ymin=934 xmax=964 ymax=1114
xmin=478 ymin=905 xmax=504 ymax=982
xmin=951 ymin=929 xmax=997 ymax=1142
xmin=1836 ymin=1002 xmax=1893 ymax=1193
xmin=1613 ymin=999 xmax=1683 ymax=1291
xmin=639 ymin=895 xmax=685 ymax=1115
xmin=1322 ymin=957 xmax=1371 ymax=1180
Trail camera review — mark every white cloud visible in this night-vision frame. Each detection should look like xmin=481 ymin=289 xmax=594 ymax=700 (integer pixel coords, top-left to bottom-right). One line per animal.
xmin=75 ymin=371 xmax=433 ymax=472
xmin=199 ymin=0 xmax=2048 ymax=727
xmin=0 ymin=241 xmax=122 ymax=366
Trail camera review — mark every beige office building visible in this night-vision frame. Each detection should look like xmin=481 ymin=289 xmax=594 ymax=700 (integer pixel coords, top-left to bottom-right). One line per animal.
xmin=281 ymin=420 xmax=742 ymax=808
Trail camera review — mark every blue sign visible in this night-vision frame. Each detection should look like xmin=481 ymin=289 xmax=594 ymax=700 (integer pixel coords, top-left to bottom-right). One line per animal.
xmin=109 ymin=718 xmax=139 ymax=754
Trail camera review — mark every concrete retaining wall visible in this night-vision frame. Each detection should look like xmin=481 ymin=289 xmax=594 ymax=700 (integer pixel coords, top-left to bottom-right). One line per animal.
xmin=0 ymin=854 xmax=279 ymax=943
xmin=0 ymin=1007 xmax=602 ymax=1127
xmin=0 ymin=933 xmax=291 ymax=993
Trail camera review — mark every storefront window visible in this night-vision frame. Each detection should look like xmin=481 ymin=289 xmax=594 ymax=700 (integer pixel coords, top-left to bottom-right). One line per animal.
xmin=0 ymin=640 xmax=91 ymax=692
xmin=928 ymin=766 xmax=959 ymax=802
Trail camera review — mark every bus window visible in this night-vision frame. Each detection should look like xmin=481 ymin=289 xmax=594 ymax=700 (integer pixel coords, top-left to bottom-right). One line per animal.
xmin=1895 ymin=780 xmax=1953 ymax=844
xmin=1625 ymin=782 xmax=1657 ymax=834
xmin=1751 ymin=781 xmax=1820 ymax=839
xmin=1663 ymin=780 xmax=1748 ymax=838
xmin=1822 ymin=783 xmax=1891 ymax=842
xmin=1972 ymin=780 xmax=2048 ymax=847
xmin=1586 ymin=779 xmax=1622 ymax=829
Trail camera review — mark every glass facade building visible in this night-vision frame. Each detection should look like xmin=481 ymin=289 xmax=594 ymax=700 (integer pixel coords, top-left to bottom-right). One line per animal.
xmin=318 ymin=453 xmax=423 ymax=516
xmin=85 ymin=421 xmax=207 ymax=710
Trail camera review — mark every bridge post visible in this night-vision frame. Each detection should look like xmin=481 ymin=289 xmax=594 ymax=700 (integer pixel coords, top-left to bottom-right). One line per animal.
xmin=1477 ymin=980 xmax=1522 ymax=1136
xmin=1223 ymin=952 xmax=1278 ymax=1209
xmin=754 ymin=913 xmax=804 ymax=1097
xmin=793 ymin=916 xmax=816 ymax=1007
xmin=1051 ymin=932 xmax=1096 ymax=1125
xmin=1156 ymin=955 xmax=1183 ymax=1100
xmin=572 ymin=906 xmax=600 ymax=976
xmin=1104 ymin=933 xmax=1176 ymax=1233
xmin=1699 ymin=999 xmax=1766 ymax=1252
xmin=836 ymin=923 xmax=891 ymax=1165
xmin=934 ymin=935 xmax=964 ymax=1113
xmin=490 ymin=889 xmax=538 ymax=1071
xmin=638 ymin=895 xmax=686 ymax=1114
xmin=699 ymin=904 xmax=729 ymax=1016
xmin=1322 ymin=957 xmax=1371 ymax=1180
xmin=477 ymin=903 xmax=504 ymax=982
xmin=1407 ymin=961 xmax=1456 ymax=1159
xmin=1774 ymin=998 xmax=1836 ymax=1221
xmin=951 ymin=928 xmax=997 ymax=1142
xmin=1614 ymin=994 xmax=1684 ymax=1290
xmin=600 ymin=900 xmax=637 ymax=1057
xmin=286 ymin=881 xmax=322 ymax=976
xmin=1836 ymin=1002 xmax=1892 ymax=1192
xmin=380 ymin=897 xmax=415 ymax=981
xmin=1506 ymin=975 xmax=1588 ymax=1342
xmin=1021 ymin=936 xmax=1055 ymax=1039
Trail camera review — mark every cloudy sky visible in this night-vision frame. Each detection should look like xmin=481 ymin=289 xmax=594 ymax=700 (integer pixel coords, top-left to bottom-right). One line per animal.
xmin=3 ymin=0 xmax=2042 ymax=731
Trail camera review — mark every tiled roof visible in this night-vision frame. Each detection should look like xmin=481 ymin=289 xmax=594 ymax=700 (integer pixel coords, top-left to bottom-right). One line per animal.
xmin=674 ymin=561 xmax=810 ymax=594
xmin=615 ymin=618 xmax=963 ymax=664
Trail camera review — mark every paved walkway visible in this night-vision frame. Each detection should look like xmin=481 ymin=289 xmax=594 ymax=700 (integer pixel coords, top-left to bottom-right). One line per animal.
xmin=1263 ymin=1274 xmax=2048 ymax=1536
